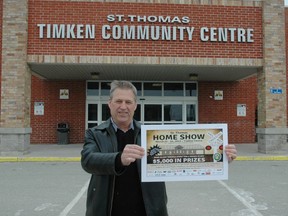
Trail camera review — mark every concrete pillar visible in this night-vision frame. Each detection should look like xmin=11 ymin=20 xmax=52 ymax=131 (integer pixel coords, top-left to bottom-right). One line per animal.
xmin=256 ymin=0 xmax=288 ymax=154
xmin=0 ymin=0 xmax=31 ymax=155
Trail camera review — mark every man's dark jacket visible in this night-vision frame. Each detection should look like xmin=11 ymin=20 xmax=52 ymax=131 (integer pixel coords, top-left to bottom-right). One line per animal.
xmin=81 ymin=119 xmax=168 ymax=216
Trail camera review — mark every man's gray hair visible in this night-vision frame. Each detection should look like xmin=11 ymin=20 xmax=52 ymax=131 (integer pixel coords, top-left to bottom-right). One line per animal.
xmin=110 ymin=80 xmax=137 ymax=101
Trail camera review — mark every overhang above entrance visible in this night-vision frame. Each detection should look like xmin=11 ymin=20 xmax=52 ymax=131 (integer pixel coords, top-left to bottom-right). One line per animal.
xmin=28 ymin=63 xmax=259 ymax=82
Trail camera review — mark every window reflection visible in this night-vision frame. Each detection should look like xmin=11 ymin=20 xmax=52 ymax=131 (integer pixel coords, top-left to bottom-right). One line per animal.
xmin=88 ymin=104 xmax=97 ymax=121
xmin=88 ymin=123 xmax=97 ymax=128
xmin=87 ymin=81 xmax=197 ymax=97
xmin=134 ymin=104 xmax=141 ymax=121
xmin=87 ymin=82 xmax=99 ymax=96
xmin=100 ymin=82 xmax=111 ymax=96
xmin=143 ymin=83 xmax=162 ymax=96
xmin=102 ymin=104 xmax=110 ymax=121
xmin=164 ymin=83 xmax=183 ymax=96
xmin=132 ymin=82 xmax=142 ymax=96
xmin=86 ymin=82 xmax=198 ymax=126
xmin=164 ymin=105 xmax=182 ymax=121
xmin=186 ymin=83 xmax=197 ymax=96
xmin=144 ymin=105 xmax=162 ymax=121
xmin=186 ymin=104 xmax=196 ymax=121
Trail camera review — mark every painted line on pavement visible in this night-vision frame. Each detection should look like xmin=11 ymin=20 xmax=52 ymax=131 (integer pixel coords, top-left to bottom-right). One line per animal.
xmin=59 ymin=179 xmax=89 ymax=216
xmin=218 ymin=180 xmax=264 ymax=216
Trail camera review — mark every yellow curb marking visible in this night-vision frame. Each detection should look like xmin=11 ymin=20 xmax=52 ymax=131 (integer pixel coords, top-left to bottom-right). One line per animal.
xmin=0 ymin=157 xmax=80 ymax=162
xmin=1 ymin=156 xmax=288 ymax=162
xmin=0 ymin=157 xmax=18 ymax=162
xmin=236 ymin=156 xmax=288 ymax=161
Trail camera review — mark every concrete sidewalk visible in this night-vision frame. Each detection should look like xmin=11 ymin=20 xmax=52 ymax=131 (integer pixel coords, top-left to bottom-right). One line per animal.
xmin=0 ymin=143 xmax=288 ymax=162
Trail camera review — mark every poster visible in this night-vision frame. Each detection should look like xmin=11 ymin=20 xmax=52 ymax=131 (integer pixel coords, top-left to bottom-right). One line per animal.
xmin=214 ymin=90 xmax=223 ymax=100
xmin=60 ymin=89 xmax=69 ymax=99
xmin=237 ymin=104 xmax=246 ymax=117
xmin=34 ymin=102 xmax=44 ymax=115
xmin=141 ymin=124 xmax=228 ymax=182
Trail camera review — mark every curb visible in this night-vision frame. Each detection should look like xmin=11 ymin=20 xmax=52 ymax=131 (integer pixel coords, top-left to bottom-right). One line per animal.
xmin=235 ymin=156 xmax=288 ymax=161
xmin=0 ymin=156 xmax=288 ymax=162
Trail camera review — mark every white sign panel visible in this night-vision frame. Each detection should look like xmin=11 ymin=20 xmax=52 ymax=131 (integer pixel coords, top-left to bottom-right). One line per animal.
xmin=60 ymin=89 xmax=69 ymax=99
xmin=141 ymin=124 xmax=228 ymax=182
xmin=237 ymin=104 xmax=246 ymax=117
xmin=34 ymin=102 xmax=44 ymax=115
xmin=214 ymin=90 xmax=223 ymax=100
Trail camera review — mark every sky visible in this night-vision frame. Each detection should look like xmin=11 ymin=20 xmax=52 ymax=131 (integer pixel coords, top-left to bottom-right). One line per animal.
xmin=286 ymin=0 xmax=288 ymax=6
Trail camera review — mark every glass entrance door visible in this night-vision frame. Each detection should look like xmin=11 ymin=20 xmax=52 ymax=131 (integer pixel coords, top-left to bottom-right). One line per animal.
xmin=86 ymin=81 xmax=198 ymax=128
xmin=139 ymin=100 xmax=197 ymax=125
xmin=86 ymin=100 xmax=197 ymax=128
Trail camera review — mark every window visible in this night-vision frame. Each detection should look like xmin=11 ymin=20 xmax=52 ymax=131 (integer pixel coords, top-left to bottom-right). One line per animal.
xmin=86 ymin=81 xmax=198 ymax=128
xmin=87 ymin=103 xmax=98 ymax=128
xmin=88 ymin=104 xmax=97 ymax=121
xmin=87 ymin=82 xmax=99 ymax=96
xmin=185 ymin=83 xmax=197 ymax=96
xmin=144 ymin=104 xmax=162 ymax=121
xmin=132 ymin=82 xmax=142 ymax=96
xmin=143 ymin=83 xmax=162 ymax=96
xmin=101 ymin=104 xmax=110 ymax=121
xmin=186 ymin=104 xmax=196 ymax=121
xmin=164 ymin=104 xmax=182 ymax=121
xmin=100 ymin=82 xmax=111 ymax=96
xmin=164 ymin=83 xmax=183 ymax=96
xmin=87 ymin=81 xmax=197 ymax=97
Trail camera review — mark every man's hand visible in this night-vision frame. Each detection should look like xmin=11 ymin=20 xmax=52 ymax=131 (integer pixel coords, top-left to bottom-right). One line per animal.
xmin=121 ymin=144 xmax=145 ymax=166
xmin=225 ymin=144 xmax=237 ymax=163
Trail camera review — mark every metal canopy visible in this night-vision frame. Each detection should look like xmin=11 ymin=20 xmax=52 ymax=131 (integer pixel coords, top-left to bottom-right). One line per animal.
xmin=28 ymin=63 xmax=259 ymax=81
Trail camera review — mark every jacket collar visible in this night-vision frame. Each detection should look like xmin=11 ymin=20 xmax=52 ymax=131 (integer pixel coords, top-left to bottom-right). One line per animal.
xmin=97 ymin=118 xmax=141 ymax=132
xmin=110 ymin=118 xmax=134 ymax=132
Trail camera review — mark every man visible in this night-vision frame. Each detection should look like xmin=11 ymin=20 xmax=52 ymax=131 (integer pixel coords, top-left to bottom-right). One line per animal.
xmin=81 ymin=80 xmax=237 ymax=216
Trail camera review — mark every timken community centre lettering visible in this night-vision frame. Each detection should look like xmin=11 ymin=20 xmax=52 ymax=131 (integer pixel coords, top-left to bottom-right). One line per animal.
xmin=37 ymin=14 xmax=254 ymax=42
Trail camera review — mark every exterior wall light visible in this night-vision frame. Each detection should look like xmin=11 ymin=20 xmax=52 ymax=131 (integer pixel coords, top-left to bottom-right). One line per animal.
xmin=189 ymin=73 xmax=198 ymax=81
xmin=90 ymin=72 xmax=100 ymax=79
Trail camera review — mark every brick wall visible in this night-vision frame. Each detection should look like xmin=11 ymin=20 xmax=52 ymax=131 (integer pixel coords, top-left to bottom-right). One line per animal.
xmin=28 ymin=1 xmax=262 ymax=143
xmin=199 ymin=77 xmax=257 ymax=143
xmin=28 ymin=1 xmax=263 ymax=58
xmin=0 ymin=0 xmax=2 ymax=111
xmin=1 ymin=0 xmax=30 ymax=128
xmin=285 ymin=7 xmax=288 ymax=125
xmin=30 ymin=77 xmax=86 ymax=144
xmin=31 ymin=76 xmax=257 ymax=144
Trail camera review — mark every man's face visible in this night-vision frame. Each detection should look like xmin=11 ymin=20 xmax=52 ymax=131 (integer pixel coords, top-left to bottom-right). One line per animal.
xmin=108 ymin=88 xmax=137 ymax=129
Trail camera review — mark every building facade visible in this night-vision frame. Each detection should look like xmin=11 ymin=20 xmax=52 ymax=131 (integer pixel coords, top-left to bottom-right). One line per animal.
xmin=0 ymin=0 xmax=287 ymax=154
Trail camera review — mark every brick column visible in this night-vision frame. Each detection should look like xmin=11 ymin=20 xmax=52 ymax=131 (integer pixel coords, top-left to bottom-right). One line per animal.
xmin=0 ymin=0 xmax=31 ymax=155
xmin=256 ymin=0 xmax=288 ymax=153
